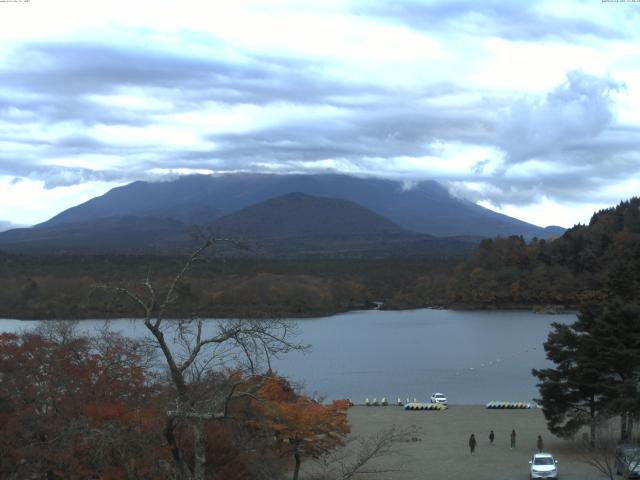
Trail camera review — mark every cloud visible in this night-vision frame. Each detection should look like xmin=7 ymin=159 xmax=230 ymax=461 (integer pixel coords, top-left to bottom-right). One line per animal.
xmin=1 ymin=39 xmax=371 ymax=117
xmin=0 ymin=160 xmax=138 ymax=190
xmin=498 ymin=70 xmax=623 ymax=165
xmin=0 ymin=220 xmax=25 ymax=232
xmin=441 ymin=70 xmax=640 ymax=213
xmin=453 ymin=145 xmax=640 ymax=209
xmin=361 ymin=0 xmax=629 ymax=41
xmin=36 ymin=168 xmax=133 ymax=190
xmin=206 ymin=100 xmax=495 ymax=167
xmin=0 ymin=36 xmax=501 ymax=185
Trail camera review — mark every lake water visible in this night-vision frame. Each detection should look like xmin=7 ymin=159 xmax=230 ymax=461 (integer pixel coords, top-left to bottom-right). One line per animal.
xmin=0 ymin=309 xmax=575 ymax=405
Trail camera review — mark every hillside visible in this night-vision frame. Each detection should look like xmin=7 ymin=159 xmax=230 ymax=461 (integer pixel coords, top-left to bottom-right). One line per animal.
xmin=447 ymin=198 xmax=640 ymax=308
xmin=39 ymin=174 xmax=564 ymax=238
xmin=0 ymin=216 xmax=186 ymax=252
xmin=211 ymin=192 xmax=406 ymax=238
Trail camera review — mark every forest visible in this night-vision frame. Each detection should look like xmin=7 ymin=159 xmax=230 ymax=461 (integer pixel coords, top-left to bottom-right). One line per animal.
xmin=0 ymin=253 xmax=456 ymax=319
xmin=3 ymin=198 xmax=640 ymax=319
xmin=448 ymin=197 xmax=640 ymax=308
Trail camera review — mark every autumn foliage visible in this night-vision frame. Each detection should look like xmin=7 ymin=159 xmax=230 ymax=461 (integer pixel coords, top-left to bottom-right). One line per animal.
xmin=253 ymin=376 xmax=351 ymax=480
xmin=0 ymin=329 xmax=351 ymax=480
xmin=0 ymin=330 xmax=163 ymax=479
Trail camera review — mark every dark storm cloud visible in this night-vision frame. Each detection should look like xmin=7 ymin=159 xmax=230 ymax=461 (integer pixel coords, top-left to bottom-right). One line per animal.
xmin=360 ymin=0 xmax=628 ymax=41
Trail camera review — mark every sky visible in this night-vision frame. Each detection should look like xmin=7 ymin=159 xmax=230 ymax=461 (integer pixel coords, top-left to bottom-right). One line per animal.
xmin=1 ymin=0 xmax=639 ymax=230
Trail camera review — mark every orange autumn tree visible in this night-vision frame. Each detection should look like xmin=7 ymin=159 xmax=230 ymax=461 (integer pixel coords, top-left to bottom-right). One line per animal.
xmin=0 ymin=330 xmax=163 ymax=480
xmin=257 ymin=375 xmax=351 ymax=480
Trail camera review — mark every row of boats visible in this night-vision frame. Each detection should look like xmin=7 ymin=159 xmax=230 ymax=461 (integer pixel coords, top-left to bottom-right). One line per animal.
xmin=360 ymin=399 xmax=535 ymax=409
xmin=404 ymin=402 xmax=448 ymax=410
xmin=485 ymin=401 xmax=534 ymax=409
xmin=363 ymin=397 xmax=445 ymax=407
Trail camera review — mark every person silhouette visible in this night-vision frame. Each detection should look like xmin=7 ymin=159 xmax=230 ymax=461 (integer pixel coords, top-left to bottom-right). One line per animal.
xmin=510 ymin=429 xmax=516 ymax=449
xmin=469 ymin=433 xmax=477 ymax=455
xmin=537 ymin=435 xmax=543 ymax=453
xmin=489 ymin=430 xmax=495 ymax=445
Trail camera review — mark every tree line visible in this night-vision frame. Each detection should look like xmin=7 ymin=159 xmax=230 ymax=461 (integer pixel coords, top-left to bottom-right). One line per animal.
xmin=0 ymin=254 xmax=455 ymax=319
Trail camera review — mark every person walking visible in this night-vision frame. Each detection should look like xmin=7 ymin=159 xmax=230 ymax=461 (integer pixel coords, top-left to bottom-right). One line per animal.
xmin=489 ymin=430 xmax=495 ymax=445
xmin=537 ymin=435 xmax=544 ymax=453
xmin=469 ymin=433 xmax=477 ymax=455
xmin=510 ymin=429 xmax=516 ymax=449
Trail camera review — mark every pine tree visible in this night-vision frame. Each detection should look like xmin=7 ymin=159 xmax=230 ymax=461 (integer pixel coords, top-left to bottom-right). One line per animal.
xmin=579 ymin=299 xmax=640 ymax=442
xmin=534 ymin=298 xmax=640 ymax=445
xmin=533 ymin=320 xmax=607 ymax=445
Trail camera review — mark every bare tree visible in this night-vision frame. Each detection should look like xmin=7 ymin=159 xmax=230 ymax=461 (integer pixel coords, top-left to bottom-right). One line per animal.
xmin=99 ymin=239 xmax=306 ymax=480
xmin=578 ymin=421 xmax=640 ymax=480
xmin=34 ymin=319 xmax=80 ymax=344
xmin=308 ymin=425 xmax=416 ymax=480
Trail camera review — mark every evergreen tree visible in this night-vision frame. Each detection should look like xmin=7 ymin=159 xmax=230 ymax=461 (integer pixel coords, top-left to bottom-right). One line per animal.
xmin=534 ymin=298 xmax=640 ymax=444
xmin=579 ymin=299 xmax=640 ymax=442
xmin=533 ymin=320 xmax=607 ymax=445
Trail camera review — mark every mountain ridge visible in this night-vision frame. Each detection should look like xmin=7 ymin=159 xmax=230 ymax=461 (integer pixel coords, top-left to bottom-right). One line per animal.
xmin=39 ymin=173 xmax=564 ymax=238
xmin=0 ymin=191 xmax=480 ymax=257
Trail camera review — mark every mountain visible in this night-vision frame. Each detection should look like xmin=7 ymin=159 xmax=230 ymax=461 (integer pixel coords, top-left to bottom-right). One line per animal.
xmin=211 ymin=192 xmax=406 ymax=239
xmin=0 ymin=192 xmax=477 ymax=258
xmin=206 ymin=192 xmax=474 ymax=258
xmin=0 ymin=216 xmax=186 ymax=252
xmin=40 ymin=174 xmax=563 ymax=238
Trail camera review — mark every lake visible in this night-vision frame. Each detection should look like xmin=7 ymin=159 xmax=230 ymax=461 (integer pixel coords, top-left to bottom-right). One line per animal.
xmin=0 ymin=309 xmax=575 ymax=405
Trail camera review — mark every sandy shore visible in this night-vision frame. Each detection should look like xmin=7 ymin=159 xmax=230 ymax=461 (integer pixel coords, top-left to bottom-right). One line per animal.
xmin=343 ymin=405 xmax=606 ymax=480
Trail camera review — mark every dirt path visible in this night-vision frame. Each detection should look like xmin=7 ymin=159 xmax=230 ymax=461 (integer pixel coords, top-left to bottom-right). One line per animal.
xmin=345 ymin=405 xmax=606 ymax=480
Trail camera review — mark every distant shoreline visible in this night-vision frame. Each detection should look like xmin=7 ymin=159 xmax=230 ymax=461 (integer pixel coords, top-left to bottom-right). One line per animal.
xmin=1 ymin=303 xmax=576 ymax=322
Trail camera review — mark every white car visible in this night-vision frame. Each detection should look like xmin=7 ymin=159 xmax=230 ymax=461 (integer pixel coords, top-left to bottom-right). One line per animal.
xmin=430 ymin=393 xmax=447 ymax=404
xmin=615 ymin=446 xmax=640 ymax=478
xmin=529 ymin=453 xmax=558 ymax=479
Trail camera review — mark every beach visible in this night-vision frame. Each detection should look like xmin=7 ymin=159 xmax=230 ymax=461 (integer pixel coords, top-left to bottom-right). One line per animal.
xmin=344 ymin=405 xmax=606 ymax=480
